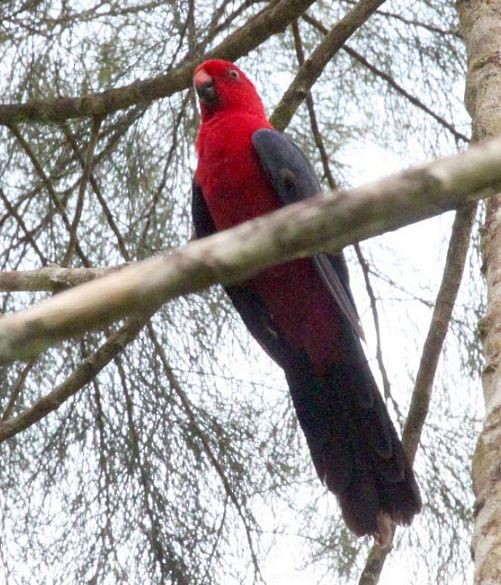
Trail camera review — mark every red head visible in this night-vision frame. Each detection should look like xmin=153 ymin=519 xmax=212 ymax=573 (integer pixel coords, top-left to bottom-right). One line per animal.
xmin=193 ymin=59 xmax=267 ymax=121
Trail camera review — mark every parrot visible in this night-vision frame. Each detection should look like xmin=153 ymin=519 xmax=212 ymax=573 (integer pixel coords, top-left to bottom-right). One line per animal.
xmin=192 ymin=58 xmax=421 ymax=541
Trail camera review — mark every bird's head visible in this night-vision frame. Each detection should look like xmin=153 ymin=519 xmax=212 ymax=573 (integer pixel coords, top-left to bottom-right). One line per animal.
xmin=193 ymin=59 xmax=266 ymax=120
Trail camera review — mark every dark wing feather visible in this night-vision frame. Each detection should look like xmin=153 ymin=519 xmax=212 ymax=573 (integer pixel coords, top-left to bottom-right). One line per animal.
xmin=192 ymin=179 xmax=295 ymax=369
xmin=192 ymin=179 xmax=217 ymax=239
xmin=252 ymin=129 xmax=364 ymax=340
xmin=252 ymin=129 xmax=321 ymax=201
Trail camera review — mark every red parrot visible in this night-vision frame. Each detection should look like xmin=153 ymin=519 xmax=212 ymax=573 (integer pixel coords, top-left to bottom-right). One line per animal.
xmin=192 ymin=59 xmax=421 ymax=540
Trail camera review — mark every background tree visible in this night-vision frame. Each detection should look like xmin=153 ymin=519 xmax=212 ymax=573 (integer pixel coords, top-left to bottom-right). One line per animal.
xmin=0 ymin=1 xmax=494 ymax=584
xmin=459 ymin=1 xmax=501 ymax=584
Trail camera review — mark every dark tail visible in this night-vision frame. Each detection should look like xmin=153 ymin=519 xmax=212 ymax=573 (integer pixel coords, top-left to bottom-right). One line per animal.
xmin=285 ymin=347 xmax=421 ymax=539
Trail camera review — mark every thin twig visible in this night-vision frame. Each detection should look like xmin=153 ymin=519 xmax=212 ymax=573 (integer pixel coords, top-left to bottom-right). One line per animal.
xmin=0 ymin=311 xmax=155 ymax=443
xmin=0 ymin=187 xmax=48 ymax=266
xmin=1 ymin=359 xmax=36 ymax=421
xmin=116 ymin=352 xmax=178 ymax=581
xmin=290 ymin=20 xmax=338 ymax=189
xmin=137 ymin=93 xmax=191 ymax=253
xmin=357 ymin=202 xmax=477 ymax=585
xmin=341 ymin=0 xmax=462 ymax=38
xmin=271 ymin=0 xmax=388 ymax=130
xmin=302 ymin=13 xmax=470 ymax=144
xmin=354 ymin=244 xmax=395 ymax=406
xmin=0 ymin=0 xmax=316 ymax=125
xmin=62 ymin=116 xmax=103 ymax=266
xmin=8 ymin=123 xmax=91 ymax=266
xmin=342 ymin=44 xmax=470 ymax=144
xmin=146 ymin=323 xmax=264 ymax=582
xmin=61 ymin=120 xmax=131 ymax=259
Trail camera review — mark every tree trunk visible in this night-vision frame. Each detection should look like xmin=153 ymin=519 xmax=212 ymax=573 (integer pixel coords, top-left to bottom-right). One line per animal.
xmin=458 ymin=1 xmax=501 ymax=583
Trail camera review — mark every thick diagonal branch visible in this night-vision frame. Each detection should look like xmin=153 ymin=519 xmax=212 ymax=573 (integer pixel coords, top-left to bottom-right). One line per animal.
xmin=0 ymin=136 xmax=499 ymax=362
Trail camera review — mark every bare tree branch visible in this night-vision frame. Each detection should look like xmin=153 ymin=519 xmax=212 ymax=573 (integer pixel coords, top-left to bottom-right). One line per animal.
xmin=0 ymin=265 xmax=124 ymax=292
xmin=0 ymin=135 xmax=498 ymax=363
xmin=8 ymin=124 xmax=91 ymax=265
xmin=0 ymin=0 xmax=316 ymax=125
xmin=270 ymin=0 xmax=388 ymax=130
xmin=302 ymin=13 xmax=470 ymax=144
xmin=358 ymin=202 xmax=477 ymax=585
xmin=62 ymin=116 xmax=102 ymax=266
xmin=0 ymin=313 xmax=152 ymax=443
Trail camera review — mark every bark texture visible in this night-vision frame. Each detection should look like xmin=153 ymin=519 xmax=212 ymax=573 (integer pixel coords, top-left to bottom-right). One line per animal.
xmin=0 ymin=265 xmax=125 ymax=292
xmin=458 ymin=1 xmax=501 ymax=583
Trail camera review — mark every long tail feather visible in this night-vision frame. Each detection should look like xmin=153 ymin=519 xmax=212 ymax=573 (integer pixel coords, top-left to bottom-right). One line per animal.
xmin=285 ymin=352 xmax=421 ymax=538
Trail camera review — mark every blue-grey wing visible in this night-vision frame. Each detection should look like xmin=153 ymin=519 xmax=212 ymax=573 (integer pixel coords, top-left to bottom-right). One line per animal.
xmin=252 ymin=129 xmax=364 ymax=340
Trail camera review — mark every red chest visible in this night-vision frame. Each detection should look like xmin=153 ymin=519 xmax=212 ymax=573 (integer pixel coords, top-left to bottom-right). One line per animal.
xmin=195 ymin=113 xmax=279 ymax=230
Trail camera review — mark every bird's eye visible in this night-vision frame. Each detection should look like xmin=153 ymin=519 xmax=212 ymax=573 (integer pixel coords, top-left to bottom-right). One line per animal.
xmin=228 ymin=69 xmax=240 ymax=80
